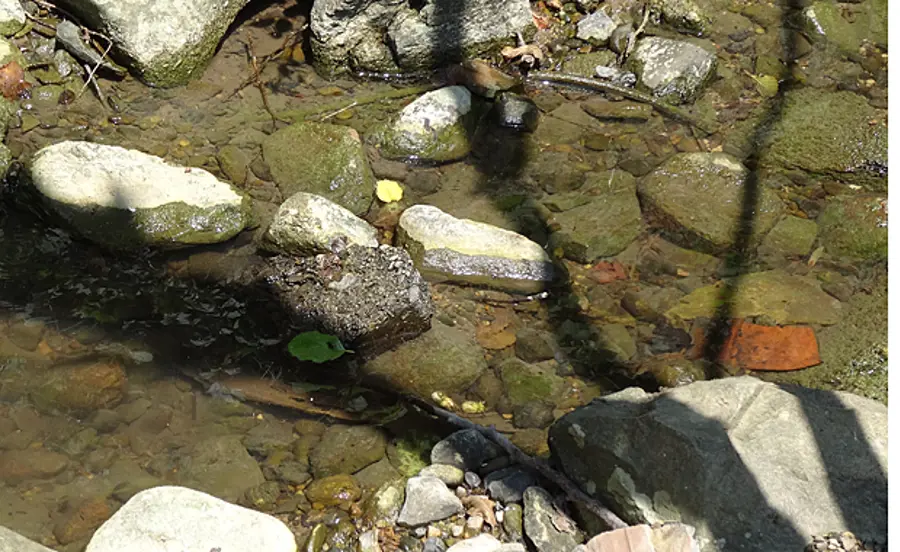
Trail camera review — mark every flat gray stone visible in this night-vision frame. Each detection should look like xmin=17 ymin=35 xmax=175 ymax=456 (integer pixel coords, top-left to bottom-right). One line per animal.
xmin=397 ymin=204 xmax=555 ymax=294
xmin=0 ymin=525 xmax=56 ymax=552
xmin=263 ymin=192 xmax=378 ymax=256
xmin=85 ymin=486 xmax=295 ymax=552
xmin=523 ymin=486 xmax=584 ymax=552
xmin=576 ymin=10 xmax=617 ymax=45
xmin=397 ymin=476 xmax=464 ymax=527
xmin=176 ymin=435 xmax=265 ymax=502
xmin=29 ymin=141 xmax=249 ymax=250
xmin=549 ymin=376 xmax=887 ymax=551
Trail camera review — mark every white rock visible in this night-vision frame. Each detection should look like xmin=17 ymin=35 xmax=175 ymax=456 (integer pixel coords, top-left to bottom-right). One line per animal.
xmin=30 ymin=141 xmax=248 ymax=249
xmin=0 ymin=525 xmax=57 ymax=552
xmin=265 ymin=192 xmax=378 ymax=255
xmin=377 ymin=86 xmax=473 ymax=163
xmin=576 ymin=10 xmax=617 ymax=44
xmin=0 ymin=0 xmax=25 ymax=36
xmin=629 ymin=36 xmax=716 ymax=104
xmin=85 ymin=486 xmax=296 ymax=552
xmin=397 ymin=204 xmax=554 ymax=293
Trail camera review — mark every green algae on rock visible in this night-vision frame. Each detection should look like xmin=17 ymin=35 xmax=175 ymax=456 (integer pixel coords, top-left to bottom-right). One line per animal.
xmin=816 ymin=194 xmax=887 ymax=261
xmin=262 ymin=122 xmax=375 ymax=215
xmin=666 ymin=270 xmax=842 ymax=326
xmin=499 ymin=357 xmax=566 ymax=408
xmin=638 ymin=153 xmax=783 ymax=253
xmin=759 ymin=89 xmax=887 ymax=191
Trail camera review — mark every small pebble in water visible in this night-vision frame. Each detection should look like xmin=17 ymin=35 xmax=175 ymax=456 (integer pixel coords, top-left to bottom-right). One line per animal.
xmin=464 ymin=471 xmax=481 ymax=488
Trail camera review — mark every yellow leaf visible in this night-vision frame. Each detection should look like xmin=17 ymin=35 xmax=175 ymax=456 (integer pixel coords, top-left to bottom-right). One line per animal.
xmin=376 ymin=179 xmax=404 ymax=203
xmin=751 ymin=74 xmax=779 ymax=98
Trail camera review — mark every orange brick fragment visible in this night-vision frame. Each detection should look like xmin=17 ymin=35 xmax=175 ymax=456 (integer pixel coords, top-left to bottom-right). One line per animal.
xmin=691 ymin=319 xmax=821 ymax=371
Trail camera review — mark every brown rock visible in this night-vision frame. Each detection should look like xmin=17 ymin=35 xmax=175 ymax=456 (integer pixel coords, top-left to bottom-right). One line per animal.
xmin=53 ymin=497 xmax=111 ymax=544
xmin=0 ymin=449 xmax=68 ymax=483
xmin=30 ymin=359 xmax=127 ymax=413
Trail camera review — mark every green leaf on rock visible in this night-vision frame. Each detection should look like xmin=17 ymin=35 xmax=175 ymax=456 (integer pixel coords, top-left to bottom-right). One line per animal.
xmin=288 ymin=331 xmax=351 ymax=363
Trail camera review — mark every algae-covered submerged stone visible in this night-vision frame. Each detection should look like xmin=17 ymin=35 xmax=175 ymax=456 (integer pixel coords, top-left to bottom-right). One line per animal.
xmin=666 ymin=270 xmax=842 ymax=326
xmin=817 ymin=194 xmax=887 ymax=261
xmin=760 ymin=89 xmax=887 ymax=190
xmin=638 ymin=153 xmax=783 ymax=252
xmin=262 ymin=122 xmax=375 ymax=215
xmin=263 ymin=192 xmax=378 ymax=256
xmin=29 ymin=141 xmax=250 ymax=250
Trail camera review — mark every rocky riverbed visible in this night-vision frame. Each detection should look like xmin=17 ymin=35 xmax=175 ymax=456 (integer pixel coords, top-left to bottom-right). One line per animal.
xmin=0 ymin=0 xmax=888 ymax=550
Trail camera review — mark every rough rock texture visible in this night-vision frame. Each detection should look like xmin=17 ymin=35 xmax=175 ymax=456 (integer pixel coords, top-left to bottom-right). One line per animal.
xmin=580 ymin=523 xmax=700 ymax=552
xmin=397 ymin=205 xmax=555 ymax=294
xmin=431 ymin=429 xmax=502 ymax=471
xmin=758 ymin=89 xmax=887 ymax=191
xmin=576 ymin=10 xmax=617 ymax=45
xmin=84 ymin=486 xmax=296 ymax=552
xmin=29 ymin=141 xmax=249 ymax=250
xmin=262 ymin=122 xmax=375 ymax=215
xmin=263 ymin=192 xmax=379 ymax=256
xmin=309 ymin=425 xmax=388 ymax=478
xmin=0 ymin=0 xmax=25 ymax=36
xmin=638 ymin=153 xmax=783 ymax=253
xmin=757 ymin=215 xmax=818 ymax=261
xmin=310 ymin=0 xmax=532 ymax=73
xmin=397 ymin=476 xmax=464 ymax=527
xmin=666 ymin=270 xmax=842 ymax=326
xmin=176 ymin=436 xmax=266 ymax=502
xmin=57 ymin=0 xmax=251 ymax=87
xmin=373 ymin=86 xmax=474 ymax=163
xmin=816 ymin=194 xmax=887 ymax=261
xmin=549 ymin=376 xmax=887 ymax=552
xmin=362 ymin=320 xmax=486 ymax=398
xmin=0 ymin=525 xmax=57 ymax=552
xmin=546 ymin=171 xmax=644 ymax=262
xmin=626 ymin=37 xmax=717 ymax=104
xmin=523 ymin=486 xmax=584 ymax=552
xmin=259 ymin=245 xmax=434 ymax=357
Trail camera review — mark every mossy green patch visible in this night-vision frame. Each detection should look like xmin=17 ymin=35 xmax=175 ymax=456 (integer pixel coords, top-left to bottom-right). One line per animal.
xmin=499 ymin=358 xmax=565 ymax=408
xmin=263 ymin=122 xmax=374 ymax=215
xmin=817 ymin=194 xmax=887 ymax=261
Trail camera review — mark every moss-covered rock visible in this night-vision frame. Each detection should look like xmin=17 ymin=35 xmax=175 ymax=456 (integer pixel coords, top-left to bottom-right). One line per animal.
xmin=759 ymin=89 xmax=887 ymax=191
xmin=499 ymin=357 xmax=566 ymax=408
xmin=547 ymin=171 xmax=644 ymax=262
xmin=758 ymin=215 xmax=818 ymax=261
xmin=638 ymin=153 xmax=784 ymax=252
xmin=666 ymin=270 xmax=842 ymax=326
xmin=262 ymin=122 xmax=374 ymax=215
xmin=304 ymin=474 xmax=362 ymax=508
xmin=309 ymin=425 xmax=388 ymax=478
xmin=817 ymin=194 xmax=887 ymax=261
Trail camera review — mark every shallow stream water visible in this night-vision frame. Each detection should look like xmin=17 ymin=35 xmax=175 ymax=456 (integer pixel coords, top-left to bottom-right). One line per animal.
xmin=0 ymin=0 xmax=888 ymax=549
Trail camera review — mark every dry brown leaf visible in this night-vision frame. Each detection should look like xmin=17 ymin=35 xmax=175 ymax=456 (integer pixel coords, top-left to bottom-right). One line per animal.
xmin=501 ymin=44 xmax=544 ymax=62
xmin=461 ymin=495 xmax=497 ymax=527
xmin=475 ymin=326 xmax=517 ymax=350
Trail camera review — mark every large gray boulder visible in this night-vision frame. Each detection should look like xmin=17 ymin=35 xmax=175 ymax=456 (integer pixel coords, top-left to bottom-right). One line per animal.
xmin=310 ymin=0 xmax=533 ymax=73
xmin=259 ymin=245 xmax=434 ymax=357
xmin=56 ymin=0 xmax=251 ymax=87
xmin=638 ymin=153 xmax=783 ymax=253
xmin=549 ymin=376 xmax=887 ymax=552
xmin=85 ymin=486 xmax=296 ymax=552
xmin=626 ymin=37 xmax=716 ymax=105
xmin=29 ymin=141 xmax=250 ymax=250
xmin=397 ymin=204 xmax=555 ymax=294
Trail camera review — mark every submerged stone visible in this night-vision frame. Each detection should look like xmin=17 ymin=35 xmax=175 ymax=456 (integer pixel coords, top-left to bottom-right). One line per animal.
xmin=759 ymin=89 xmax=887 ymax=191
xmin=397 ymin=204 xmax=555 ymax=294
xmin=665 ymin=270 xmax=842 ymax=326
xmin=374 ymin=86 xmax=474 ymax=163
xmin=499 ymin=357 xmax=566 ymax=408
xmin=638 ymin=153 xmax=783 ymax=253
xmin=29 ymin=141 xmax=250 ymax=250
xmin=547 ymin=171 xmax=644 ymax=263
xmin=816 ymin=194 xmax=887 ymax=261
xmin=262 ymin=122 xmax=374 ymax=215
xmin=362 ymin=320 xmax=487 ymax=399
xmin=309 ymin=425 xmax=387 ymax=478
xmin=758 ymin=215 xmax=818 ymax=262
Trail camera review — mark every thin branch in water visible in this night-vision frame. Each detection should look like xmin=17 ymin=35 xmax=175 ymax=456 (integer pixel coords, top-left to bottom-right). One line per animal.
xmin=320 ymin=100 xmax=358 ymax=121
xmin=245 ymin=33 xmax=285 ymax=131
xmin=623 ymin=4 xmax=651 ymax=61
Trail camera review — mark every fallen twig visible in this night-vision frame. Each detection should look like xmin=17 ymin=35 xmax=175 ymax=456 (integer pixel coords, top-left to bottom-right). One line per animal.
xmin=407 ymin=394 xmax=629 ymax=531
xmin=245 ymin=33 xmax=284 ymax=131
xmin=622 ymin=5 xmax=651 ymax=61
xmin=526 ymin=70 xmax=718 ymax=134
